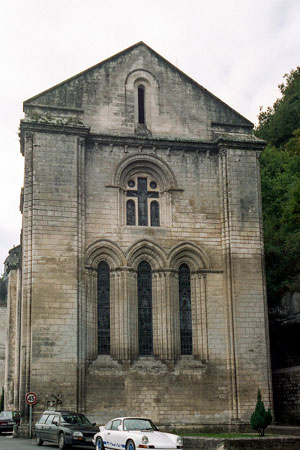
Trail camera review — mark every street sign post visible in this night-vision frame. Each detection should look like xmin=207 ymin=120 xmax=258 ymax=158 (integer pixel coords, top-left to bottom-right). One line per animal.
xmin=25 ymin=392 xmax=37 ymax=437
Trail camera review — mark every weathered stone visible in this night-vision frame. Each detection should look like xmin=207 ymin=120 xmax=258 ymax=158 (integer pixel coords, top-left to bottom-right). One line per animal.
xmin=4 ymin=42 xmax=271 ymax=429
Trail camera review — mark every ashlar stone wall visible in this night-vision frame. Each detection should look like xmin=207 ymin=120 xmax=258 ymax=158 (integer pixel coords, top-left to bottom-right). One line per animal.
xmin=0 ymin=305 xmax=7 ymax=395
xmin=273 ymin=367 xmax=300 ymax=425
xmin=9 ymin=42 xmax=272 ymax=427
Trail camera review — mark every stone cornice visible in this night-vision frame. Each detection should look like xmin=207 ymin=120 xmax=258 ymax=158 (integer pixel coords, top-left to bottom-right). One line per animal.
xmin=216 ymin=134 xmax=266 ymax=151
xmin=19 ymin=121 xmax=265 ymax=154
xmin=89 ymin=132 xmax=265 ymax=152
xmin=19 ymin=120 xmax=90 ymax=155
xmin=20 ymin=120 xmax=90 ymax=136
xmin=89 ymin=133 xmax=216 ymax=151
xmin=23 ymin=103 xmax=84 ymax=114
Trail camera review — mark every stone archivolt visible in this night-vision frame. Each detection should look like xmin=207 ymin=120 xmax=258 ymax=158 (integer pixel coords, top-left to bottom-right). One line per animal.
xmin=85 ymin=238 xmax=210 ymax=363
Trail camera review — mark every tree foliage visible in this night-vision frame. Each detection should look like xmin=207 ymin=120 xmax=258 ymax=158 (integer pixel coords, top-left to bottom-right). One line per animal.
xmin=250 ymin=389 xmax=272 ymax=436
xmin=0 ymin=275 xmax=7 ymax=306
xmin=256 ymin=67 xmax=300 ymax=305
xmin=256 ymin=67 xmax=300 ymax=147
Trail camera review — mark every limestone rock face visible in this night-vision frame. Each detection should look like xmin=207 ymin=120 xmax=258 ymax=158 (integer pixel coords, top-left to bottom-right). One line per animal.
xmin=270 ymin=292 xmax=300 ymax=326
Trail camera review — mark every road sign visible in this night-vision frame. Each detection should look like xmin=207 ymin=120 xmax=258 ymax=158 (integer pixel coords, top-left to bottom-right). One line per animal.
xmin=25 ymin=392 xmax=37 ymax=405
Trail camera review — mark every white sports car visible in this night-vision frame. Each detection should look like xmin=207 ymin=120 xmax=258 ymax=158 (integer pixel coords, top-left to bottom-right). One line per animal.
xmin=93 ymin=417 xmax=183 ymax=450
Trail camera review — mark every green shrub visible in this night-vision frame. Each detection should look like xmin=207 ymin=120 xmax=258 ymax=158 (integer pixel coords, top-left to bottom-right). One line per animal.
xmin=250 ymin=389 xmax=272 ymax=436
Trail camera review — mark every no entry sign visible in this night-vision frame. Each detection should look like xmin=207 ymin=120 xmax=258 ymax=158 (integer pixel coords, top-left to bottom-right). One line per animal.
xmin=25 ymin=392 xmax=37 ymax=405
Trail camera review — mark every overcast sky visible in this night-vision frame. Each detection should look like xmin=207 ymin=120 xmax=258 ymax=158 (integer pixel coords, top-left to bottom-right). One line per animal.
xmin=1 ymin=0 xmax=299 ymax=273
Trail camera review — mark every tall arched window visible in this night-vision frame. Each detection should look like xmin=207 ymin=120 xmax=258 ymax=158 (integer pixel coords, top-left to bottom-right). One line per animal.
xmin=97 ymin=261 xmax=110 ymax=354
xmin=138 ymin=85 xmax=145 ymax=124
xmin=137 ymin=261 xmax=153 ymax=355
xmin=179 ymin=263 xmax=192 ymax=355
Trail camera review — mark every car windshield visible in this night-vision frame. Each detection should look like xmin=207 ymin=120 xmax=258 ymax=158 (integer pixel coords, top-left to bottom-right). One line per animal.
xmin=123 ymin=419 xmax=157 ymax=431
xmin=0 ymin=411 xmax=13 ymax=419
xmin=61 ymin=414 xmax=91 ymax=425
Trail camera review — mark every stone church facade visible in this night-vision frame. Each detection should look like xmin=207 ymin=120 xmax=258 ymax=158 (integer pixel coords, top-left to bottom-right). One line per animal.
xmin=5 ymin=42 xmax=272 ymax=427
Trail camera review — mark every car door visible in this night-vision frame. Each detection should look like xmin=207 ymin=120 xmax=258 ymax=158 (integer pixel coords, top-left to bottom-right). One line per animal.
xmin=35 ymin=414 xmax=49 ymax=441
xmin=108 ymin=419 xmax=123 ymax=450
xmin=101 ymin=420 xmax=112 ymax=448
xmin=44 ymin=414 xmax=55 ymax=441
xmin=47 ymin=414 xmax=60 ymax=442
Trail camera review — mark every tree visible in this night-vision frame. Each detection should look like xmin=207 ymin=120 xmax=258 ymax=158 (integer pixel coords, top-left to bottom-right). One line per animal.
xmin=260 ymin=146 xmax=300 ymax=303
xmin=256 ymin=67 xmax=300 ymax=305
xmin=250 ymin=389 xmax=272 ymax=436
xmin=256 ymin=67 xmax=300 ymax=147
xmin=0 ymin=275 xmax=7 ymax=306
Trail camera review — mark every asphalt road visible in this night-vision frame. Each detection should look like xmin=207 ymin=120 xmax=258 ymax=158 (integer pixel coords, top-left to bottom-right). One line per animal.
xmin=0 ymin=433 xmax=95 ymax=450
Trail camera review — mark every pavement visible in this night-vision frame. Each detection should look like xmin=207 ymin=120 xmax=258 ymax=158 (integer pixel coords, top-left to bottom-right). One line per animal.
xmin=0 ymin=433 xmax=93 ymax=450
xmin=0 ymin=433 xmax=44 ymax=449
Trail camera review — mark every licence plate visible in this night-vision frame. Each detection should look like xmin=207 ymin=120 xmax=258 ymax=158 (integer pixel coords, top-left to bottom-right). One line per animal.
xmin=85 ymin=437 xmax=93 ymax=442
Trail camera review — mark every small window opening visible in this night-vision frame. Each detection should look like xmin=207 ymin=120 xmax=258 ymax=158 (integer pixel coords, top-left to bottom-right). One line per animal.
xmin=138 ymin=86 xmax=145 ymax=124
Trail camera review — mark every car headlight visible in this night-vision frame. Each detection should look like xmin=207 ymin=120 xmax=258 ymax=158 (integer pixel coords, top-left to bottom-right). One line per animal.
xmin=176 ymin=437 xmax=183 ymax=446
xmin=142 ymin=436 xmax=149 ymax=444
xmin=73 ymin=431 xmax=83 ymax=437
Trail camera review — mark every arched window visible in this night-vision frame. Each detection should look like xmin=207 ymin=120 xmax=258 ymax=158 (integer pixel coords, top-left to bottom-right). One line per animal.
xmin=126 ymin=199 xmax=136 ymax=225
xmin=137 ymin=261 xmax=153 ymax=355
xmin=179 ymin=263 xmax=192 ymax=355
xmin=97 ymin=261 xmax=110 ymax=354
xmin=138 ymin=85 xmax=145 ymax=124
xmin=126 ymin=177 xmax=159 ymax=227
xmin=150 ymin=201 xmax=160 ymax=226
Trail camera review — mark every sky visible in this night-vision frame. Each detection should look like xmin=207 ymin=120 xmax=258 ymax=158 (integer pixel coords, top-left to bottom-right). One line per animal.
xmin=0 ymin=0 xmax=300 ymax=273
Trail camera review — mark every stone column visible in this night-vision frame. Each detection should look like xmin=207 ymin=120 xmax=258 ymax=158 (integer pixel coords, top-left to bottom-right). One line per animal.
xmin=191 ymin=272 xmax=208 ymax=362
xmin=4 ymin=268 xmax=18 ymax=409
xmin=19 ymin=131 xmax=34 ymax=419
xmin=219 ymin=147 xmax=239 ymax=421
xmin=110 ymin=268 xmax=137 ymax=361
xmin=218 ymin=142 xmax=272 ymax=420
xmin=153 ymin=269 xmax=178 ymax=362
xmin=13 ymin=266 xmax=22 ymax=409
xmin=77 ymin=137 xmax=86 ymax=412
xmin=85 ymin=267 xmax=97 ymax=360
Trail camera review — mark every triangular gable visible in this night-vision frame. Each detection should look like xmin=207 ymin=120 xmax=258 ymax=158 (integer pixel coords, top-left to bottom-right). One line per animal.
xmin=23 ymin=42 xmax=255 ymax=142
xmin=24 ymin=42 xmax=251 ymax=126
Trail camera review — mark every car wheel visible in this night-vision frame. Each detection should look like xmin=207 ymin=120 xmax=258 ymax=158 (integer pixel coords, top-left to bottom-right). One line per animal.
xmin=58 ymin=433 xmax=68 ymax=450
xmin=36 ymin=436 xmax=43 ymax=446
xmin=126 ymin=439 xmax=136 ymax=450
xmin=96 ymin=437 xmax=104 ymax=450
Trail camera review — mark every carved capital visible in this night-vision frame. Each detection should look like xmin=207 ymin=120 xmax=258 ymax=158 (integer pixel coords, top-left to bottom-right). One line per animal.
xmin=78 ymin=137 xmax=85 ymax=148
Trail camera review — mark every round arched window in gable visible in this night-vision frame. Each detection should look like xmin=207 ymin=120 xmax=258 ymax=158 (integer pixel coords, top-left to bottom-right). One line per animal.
xmin=138 ymin=85 xmax=145 ymax=124
xmin=126 ymin=176 xmax=160 ymax=227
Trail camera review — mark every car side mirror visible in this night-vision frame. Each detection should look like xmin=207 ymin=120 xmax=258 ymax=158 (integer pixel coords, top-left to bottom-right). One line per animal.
xmin=53 ymin=420 xmax=59 ymax=426
xmin=118 ymin=425 xmax=122 ymax=431
xmin=92 ymin=423 xmax=96 ymax=426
